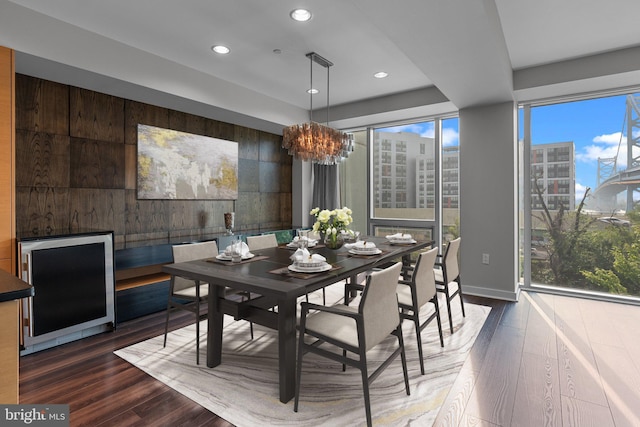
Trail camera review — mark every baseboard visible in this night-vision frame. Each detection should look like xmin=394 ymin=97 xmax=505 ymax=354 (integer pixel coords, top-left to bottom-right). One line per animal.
xmin=463 ymin=284 xmax=520 ymax=301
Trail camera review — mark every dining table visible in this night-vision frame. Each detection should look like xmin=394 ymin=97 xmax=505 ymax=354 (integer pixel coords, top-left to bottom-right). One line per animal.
xmin=162 ymin=235 xmax=433 ymax=403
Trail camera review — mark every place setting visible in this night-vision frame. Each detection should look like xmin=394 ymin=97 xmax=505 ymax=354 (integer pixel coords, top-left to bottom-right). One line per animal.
xmin=269 ymin=247 xmax=339 ymax=278
xmin=285 ymin=234 xmax=318 ymax=249
xmin=343 ymin=240 xmax=386 ymax=258
xmin=385 ymin=232 xmax=417 ymax=245
xmin=207 ymin=238 xmax=266 ymax=265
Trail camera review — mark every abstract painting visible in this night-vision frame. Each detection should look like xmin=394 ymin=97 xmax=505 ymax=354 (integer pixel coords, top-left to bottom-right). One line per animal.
xmin=137 ymin=124 xmax=238 ymax=200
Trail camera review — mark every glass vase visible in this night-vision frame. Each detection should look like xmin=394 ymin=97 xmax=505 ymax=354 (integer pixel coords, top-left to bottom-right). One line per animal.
xmin=323 ymin=231 xmax=344 ymax=250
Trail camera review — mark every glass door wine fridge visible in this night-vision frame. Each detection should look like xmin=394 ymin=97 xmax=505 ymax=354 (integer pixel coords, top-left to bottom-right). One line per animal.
xmin=18 ymin=230 xmax=115 ymax=354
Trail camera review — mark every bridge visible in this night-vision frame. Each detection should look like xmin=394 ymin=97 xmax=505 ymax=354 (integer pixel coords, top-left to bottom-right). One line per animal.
xmin=591 ymin=95 xmax=640 ymax=213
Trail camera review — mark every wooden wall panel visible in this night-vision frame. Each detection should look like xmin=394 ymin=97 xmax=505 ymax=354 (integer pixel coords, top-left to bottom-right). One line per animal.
xmin=237 ymin=127 xmax=260 ymax=160
xmin=68 ymin=188 xmax=125 ymax=234
xmin=0 ymin=47 xmax=14 ymax=271
xmin=15 ymin=74 xmax=68 ymax=135
xmin=124 ymin=190 xmax=168 ymax=235
xmin=259 ymin=131 xmax=283 ymax=163
xmin=70 ymin=87 xmax=124 ymax=143
xmin=15 ymin=74 xmax=290 ymax=246
xmin=124 ymin=100 xmax=169 ymax=144
xmin=15 ymin=186 xmax=69 ymax=235
xmin=280 ymin=193 xmax=293 ymax=226
xmin=70 ymin=137 xmax=125 ymax=189
xmin=205 ymin=118 xmax=235 ymax=141
xmin=15 ymin=130 xmax=70 ymax=188
xmin=125 ymin=144 xmax=136 ymax=190
xmin=168 ymin=110 xmax=206 ymax=136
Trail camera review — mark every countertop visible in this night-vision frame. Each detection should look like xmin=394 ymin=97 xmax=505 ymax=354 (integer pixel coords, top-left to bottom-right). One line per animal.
xmin=0 ymin=269 xmax=34 ymax=302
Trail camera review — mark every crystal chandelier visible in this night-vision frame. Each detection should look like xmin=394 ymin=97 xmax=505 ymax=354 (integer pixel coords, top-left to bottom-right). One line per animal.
xmin=282 ymin=52 xmax=353 ymax=165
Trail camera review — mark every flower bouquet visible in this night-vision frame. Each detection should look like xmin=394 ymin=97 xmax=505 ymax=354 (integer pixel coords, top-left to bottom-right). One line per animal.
xmin=310 ymin=206 xmax=353 ymax=249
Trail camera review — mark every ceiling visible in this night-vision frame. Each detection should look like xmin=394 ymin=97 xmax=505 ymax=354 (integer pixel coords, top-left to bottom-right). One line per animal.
xmin=1 ymin=0 xmax=640 ymax=133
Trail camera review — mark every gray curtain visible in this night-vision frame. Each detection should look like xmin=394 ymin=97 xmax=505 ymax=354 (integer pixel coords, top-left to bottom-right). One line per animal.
xmin=312 ymin=163 xmax=340 ymax=210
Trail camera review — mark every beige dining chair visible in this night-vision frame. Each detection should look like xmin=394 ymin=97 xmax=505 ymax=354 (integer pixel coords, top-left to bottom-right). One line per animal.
xmin=397 ymin=246 xmax=444 ymax=375
xmin=246 ymin=233 xmax=278 ymax=251
xmin=434 ymin=237 xmax=464 ymax=334
xmin=294 ymin=262 xmax=409 ymax=427
xmin=163 ymin=240 xmax=252 ymax=365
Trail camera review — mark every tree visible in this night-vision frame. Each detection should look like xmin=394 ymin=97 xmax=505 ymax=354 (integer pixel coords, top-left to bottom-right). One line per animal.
xmin=532 ymin=177 xmax=597 ymax=285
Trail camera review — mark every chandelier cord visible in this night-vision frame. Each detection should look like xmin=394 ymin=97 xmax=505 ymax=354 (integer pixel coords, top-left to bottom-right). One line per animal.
xmin=309 ymin=54 xmax=314 ymax=123
xmin=326 ymin=65 xmax=330 ymax=126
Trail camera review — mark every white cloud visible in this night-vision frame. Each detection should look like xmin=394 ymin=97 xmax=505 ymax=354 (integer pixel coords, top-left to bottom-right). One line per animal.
xmin=382 ymin=123 xmax=434 ymax=138
xmin=575 ymin=182 xmax=588 ymax=203
xmin=442 ymin=127 xmax=459 ymax=146
xmin=593 ymin=132 xmax=625 ymax=145
xmin=380 ymin=122 xmax=458 ymax=145
xmin=576 ymin=131 xmax=628 ymax=168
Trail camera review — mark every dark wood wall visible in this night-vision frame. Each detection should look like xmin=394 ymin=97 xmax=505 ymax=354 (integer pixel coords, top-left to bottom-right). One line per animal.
xmin=14 ymin=74 xmax=292 ymax=249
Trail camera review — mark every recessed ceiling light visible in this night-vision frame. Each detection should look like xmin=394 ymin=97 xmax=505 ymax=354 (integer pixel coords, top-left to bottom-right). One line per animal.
xmin=290 ymin=9 xmax=312 ymax=22
xmin=307 ymin=88 xmax=319 ymax=94
xmin=374 ymin=71 xmax=388 ymax=79
xmin=211 ymin=45 xmax=230 ymax=54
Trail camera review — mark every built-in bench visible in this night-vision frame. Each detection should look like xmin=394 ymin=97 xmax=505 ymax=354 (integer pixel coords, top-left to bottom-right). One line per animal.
xmin=114 ymin=229 xmax=297 ymax=322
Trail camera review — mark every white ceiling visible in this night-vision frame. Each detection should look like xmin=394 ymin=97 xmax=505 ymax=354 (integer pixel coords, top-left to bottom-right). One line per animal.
xmin=1 ymin=0 xmax=639 ymax=133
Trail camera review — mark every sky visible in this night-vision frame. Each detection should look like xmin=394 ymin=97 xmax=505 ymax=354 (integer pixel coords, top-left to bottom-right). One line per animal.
xmin=524 ymin=94 xmax=638 ymax=203
xmin=379 ymin=93 xmax=640 ymax=206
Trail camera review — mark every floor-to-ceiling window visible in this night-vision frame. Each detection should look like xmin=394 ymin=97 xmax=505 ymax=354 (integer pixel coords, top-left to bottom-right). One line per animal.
xmin=365 ymin=116 xmax=459 ymax=247
xmin=520 ymin=92 xmax=640 ymax=301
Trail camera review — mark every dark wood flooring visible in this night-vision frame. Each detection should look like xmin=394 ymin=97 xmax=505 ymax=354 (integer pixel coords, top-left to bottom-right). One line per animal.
xmin=19 ymin=291 xmax=640 ymax=426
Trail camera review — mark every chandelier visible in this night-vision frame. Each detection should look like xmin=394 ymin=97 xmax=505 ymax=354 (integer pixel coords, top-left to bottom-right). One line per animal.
xmin=282 ymin=52 xmax=353 ymax=165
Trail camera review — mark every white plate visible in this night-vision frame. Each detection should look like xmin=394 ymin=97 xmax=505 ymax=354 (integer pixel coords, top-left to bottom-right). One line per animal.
xmin=288 ymin=263 xmax=332 ymax=273
xmin=216 ymin=252 xmax=255 ymax=261
xmin=349 ymin=248 xmax=382 ymax=255
xmin=286 ymin=241 xmax=317 ymax=248
xmin=388 ymin=239 xmax=417 ymax=245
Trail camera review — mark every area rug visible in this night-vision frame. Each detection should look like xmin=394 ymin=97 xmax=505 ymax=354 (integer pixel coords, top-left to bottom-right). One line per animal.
xmin=115 ymin=284 xmax=490 ymax=426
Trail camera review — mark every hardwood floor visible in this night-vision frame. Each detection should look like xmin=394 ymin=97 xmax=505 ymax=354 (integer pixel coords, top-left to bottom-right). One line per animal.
xmin=19 ymin=291 xmax=640 ymax=426
xmin=433 ymin=292 xmax=640 ymax=427
xmin=19 ymin=310 xmax=231 ymax=427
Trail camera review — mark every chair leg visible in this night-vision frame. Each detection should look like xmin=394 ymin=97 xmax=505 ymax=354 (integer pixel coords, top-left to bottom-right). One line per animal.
xmin=195 ymin=300 xmax=200 ymax=365
xmin=433 ymin=297 xmax=444 ymax=347
xmin=397 ymin=325 xmax=410 ymax=396
xmin=359 ymin=350 xmax=373 ymax=427
xmin=443 ymin=284 xmax=454 ymax=334
xmin=413 ymin=313 xmax=425 ymax=375
xmin=163 ymin=302 xmax=171 ymax=347
xmin=457 ymin=279 xmax=466 ymax=317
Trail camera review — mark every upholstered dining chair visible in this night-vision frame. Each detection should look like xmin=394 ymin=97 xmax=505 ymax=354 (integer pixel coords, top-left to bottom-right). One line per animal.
xmin=294 ymin=262 xmax=409 ymax=427
xmin=434 ymin=237 xmax=464 ymax=334
xmin=397 ymin=246 xmax=444 ymax=375
xmin=163 ymin=240 xmax=252 ymax=365
xmin=246 ymin=233 xmax=278 ymax=251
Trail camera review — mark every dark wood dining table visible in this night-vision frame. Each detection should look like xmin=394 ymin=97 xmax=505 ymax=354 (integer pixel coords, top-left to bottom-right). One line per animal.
xmin=162 ymin=236 xmax=432 ymax=403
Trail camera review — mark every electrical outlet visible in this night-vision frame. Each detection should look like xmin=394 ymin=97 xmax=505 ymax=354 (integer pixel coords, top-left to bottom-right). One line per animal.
xmin=482 ymin=253 xmax=490 ymax=265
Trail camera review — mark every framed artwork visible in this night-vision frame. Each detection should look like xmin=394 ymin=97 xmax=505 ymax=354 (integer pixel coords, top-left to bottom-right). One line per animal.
xmin=137 ymin=124 xmax=238 ymax=200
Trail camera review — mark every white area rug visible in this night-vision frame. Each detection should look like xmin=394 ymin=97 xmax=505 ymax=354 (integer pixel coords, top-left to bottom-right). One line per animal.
xmin=115 ymin=284 xmax=489 ymax=426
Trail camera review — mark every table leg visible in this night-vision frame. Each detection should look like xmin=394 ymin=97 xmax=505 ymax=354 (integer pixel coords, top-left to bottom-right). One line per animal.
xmin=277 ymin=298 xmax=297 ymax=403
xmin=207 ymin=284 xmax=224 ymax=368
